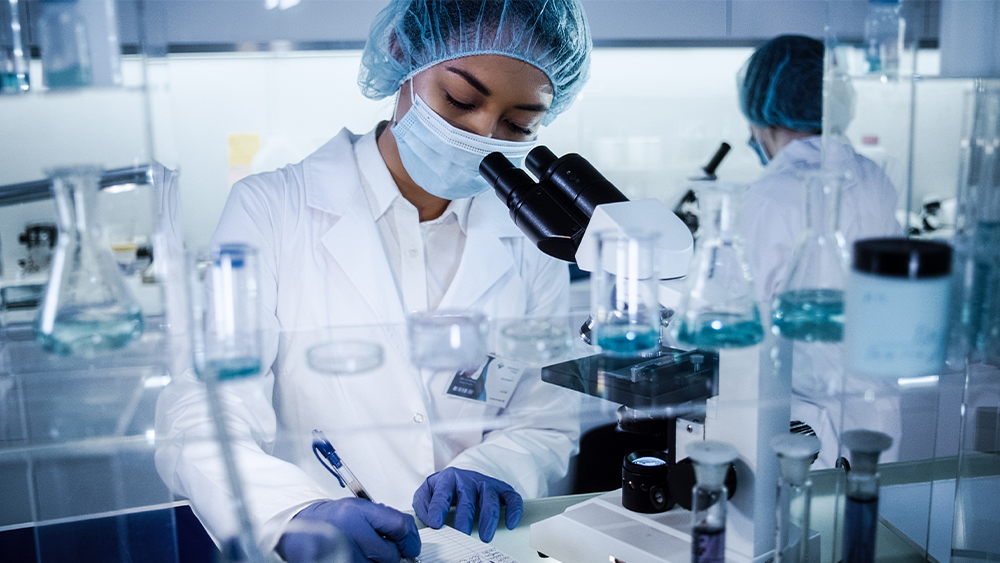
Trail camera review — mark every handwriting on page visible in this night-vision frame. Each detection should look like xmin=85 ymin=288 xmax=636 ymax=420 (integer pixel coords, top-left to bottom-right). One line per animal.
xmin=417 ymin=526 xmax=521 ymax=563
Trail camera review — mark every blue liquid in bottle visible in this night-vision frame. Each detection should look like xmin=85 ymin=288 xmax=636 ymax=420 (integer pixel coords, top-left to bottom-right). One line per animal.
xmin=676 ymin=312 xmax=764 ymax=348
xmin=692 ymin=526 xmax=726 ymax=563
xmin=772 ymin=289 xmax=844 ymax=342
xmin=207 ymin=357 xmax=262 ymax=381
xmin=596 ymin=324 xmax=659 ymax=356
xmin=843 ymin=495 xmax=879 ymax=563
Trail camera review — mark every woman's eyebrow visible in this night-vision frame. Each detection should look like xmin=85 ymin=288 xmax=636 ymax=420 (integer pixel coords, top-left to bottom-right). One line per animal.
xmin=445 ymin=65 xmax=550 ymax=113
xmin=446 ymin=66 xmax=491 ymax=95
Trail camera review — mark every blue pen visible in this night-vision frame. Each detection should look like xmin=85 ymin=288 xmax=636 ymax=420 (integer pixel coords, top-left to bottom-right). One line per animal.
xmin=312 ymin=430 xmax=422 ymax=563
xmin=312 ymin=430 xmax=374 ymax=502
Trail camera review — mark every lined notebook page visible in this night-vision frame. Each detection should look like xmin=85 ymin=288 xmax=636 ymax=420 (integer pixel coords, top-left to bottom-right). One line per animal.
xmin=417 ymin=526 xmax=520 ymax=563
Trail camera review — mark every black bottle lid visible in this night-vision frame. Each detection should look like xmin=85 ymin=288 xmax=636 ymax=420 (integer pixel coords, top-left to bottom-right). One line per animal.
xmin=852 ymin=237 xmax=952 ymax=279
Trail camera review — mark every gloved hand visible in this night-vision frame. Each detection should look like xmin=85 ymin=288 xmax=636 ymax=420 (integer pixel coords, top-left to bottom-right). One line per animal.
xmin=412 ymin=467 xmax=523 ymax=542
xmin=277 ymin=498 xmax=420 ymax=563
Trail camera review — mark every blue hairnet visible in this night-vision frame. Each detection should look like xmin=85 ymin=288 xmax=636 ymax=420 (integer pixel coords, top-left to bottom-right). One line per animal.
xmin=739 ymin=35 xmax=824 ymax=133
xmin=359 ymin=0 xmax=592 ymax=125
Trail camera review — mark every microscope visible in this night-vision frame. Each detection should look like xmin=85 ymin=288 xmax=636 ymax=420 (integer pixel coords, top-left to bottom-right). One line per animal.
xmin=480 ymin=148 xmax=809 ymax=563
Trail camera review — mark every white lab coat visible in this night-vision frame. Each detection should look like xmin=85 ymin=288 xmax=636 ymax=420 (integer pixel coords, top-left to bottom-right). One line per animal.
xmin=740 ymin=135 xmax=903 ymax=468
xmin=154 ymin=128 xmax=580 ymax=550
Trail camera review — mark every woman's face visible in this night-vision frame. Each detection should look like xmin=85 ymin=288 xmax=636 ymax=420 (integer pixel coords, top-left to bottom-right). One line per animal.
xmin=396 ymin=54 xmax=554 ymax=142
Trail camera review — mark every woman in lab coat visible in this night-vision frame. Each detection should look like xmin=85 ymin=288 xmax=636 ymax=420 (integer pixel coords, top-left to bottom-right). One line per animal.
xmin=154 ymin=2 xmax=592 ymax=562
xmin=737 ymin=35 xmax=903 ymax=468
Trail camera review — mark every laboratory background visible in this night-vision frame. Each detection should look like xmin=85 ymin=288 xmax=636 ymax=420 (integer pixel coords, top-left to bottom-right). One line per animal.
xmin=1 ymin=0 xmax=999 ymax=563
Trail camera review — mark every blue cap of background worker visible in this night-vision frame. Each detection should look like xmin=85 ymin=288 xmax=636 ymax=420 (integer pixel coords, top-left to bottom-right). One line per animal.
xmin=738 ymin=34 xmax=855 ymax=134
xmin=358 ymin=0 xmax=592 ymax=126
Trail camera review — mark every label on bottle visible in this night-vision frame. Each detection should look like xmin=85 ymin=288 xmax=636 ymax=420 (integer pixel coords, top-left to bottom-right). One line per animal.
xmin=845 ymin=271 xmax=950 ymax=377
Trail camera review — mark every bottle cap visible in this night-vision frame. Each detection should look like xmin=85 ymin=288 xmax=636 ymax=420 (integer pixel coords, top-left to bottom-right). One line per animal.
xmin=852 ymin=238 xmax=951 ymax=279
xmin=771 ymin=434 xmax=821 ymax=486
xmin=841 ymin=430 xmax=893 ymax=475
xmin=687 ymin=441 xmax=738 ymax=488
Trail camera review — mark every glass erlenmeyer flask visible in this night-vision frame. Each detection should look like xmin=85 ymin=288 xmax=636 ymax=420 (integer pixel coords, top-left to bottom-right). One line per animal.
xmin=672 ymin=183 xmax=763 ymax=348
xmin=772 ymin=172 xmax=849 ymax=342
xmin=35 ymin=166 xmax=144 ymax=355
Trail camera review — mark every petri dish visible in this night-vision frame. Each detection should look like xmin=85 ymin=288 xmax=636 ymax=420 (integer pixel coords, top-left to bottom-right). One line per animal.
xmin=499 ymin=319 xmax=573 ymax=365
xmin=307 ymin=341 xmax=384 ymax=375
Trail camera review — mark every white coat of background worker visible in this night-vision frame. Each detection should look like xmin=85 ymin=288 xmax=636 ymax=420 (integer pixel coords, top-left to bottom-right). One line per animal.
xmin=154 ymin=2 xmax=592 ymax=562
xmin=737 ymin=35 xmax=903 ymax=468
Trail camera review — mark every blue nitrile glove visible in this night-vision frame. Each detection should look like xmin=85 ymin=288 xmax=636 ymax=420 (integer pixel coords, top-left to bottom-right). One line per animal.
xmin=412 ymin=468 xmax=523 ymax=543
xmin=277 ymin=498 xmax=421 ymax=563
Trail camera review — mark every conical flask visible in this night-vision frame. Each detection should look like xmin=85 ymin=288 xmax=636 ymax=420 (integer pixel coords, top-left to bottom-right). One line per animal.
xmin=771 ymin=171 xmax=848 ymax=342
xmin=35 ymin=166 xmax=144 ymax=356
xmin=672 ymin=182 xmax=764 ymax=348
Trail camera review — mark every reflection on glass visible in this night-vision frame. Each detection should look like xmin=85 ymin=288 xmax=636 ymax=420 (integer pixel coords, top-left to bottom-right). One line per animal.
xmin=673 ymin=183 xmax=763 ymax=349
xmin=35 ymin=166 xmax=144 ymax=356
xmin=407 ymin=310 xmax=488 ymax=371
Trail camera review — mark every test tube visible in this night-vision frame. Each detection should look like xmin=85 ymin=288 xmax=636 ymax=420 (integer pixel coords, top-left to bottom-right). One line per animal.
xmin=772 ymin=434 xmax=821 ymax=563
xmin=688 ymin=441 xmax=739 ymax=563
xmin=841 ymin=430 xmax=893 ymax=563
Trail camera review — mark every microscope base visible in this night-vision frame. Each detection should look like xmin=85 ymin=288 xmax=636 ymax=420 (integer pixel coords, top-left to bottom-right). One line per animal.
xmin=529 ymin=489 xmax=820 ymax=563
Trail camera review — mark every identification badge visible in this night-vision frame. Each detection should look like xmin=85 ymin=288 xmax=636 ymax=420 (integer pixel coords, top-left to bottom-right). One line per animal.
xmin=445 ymin=355 xmax=524 ymax=409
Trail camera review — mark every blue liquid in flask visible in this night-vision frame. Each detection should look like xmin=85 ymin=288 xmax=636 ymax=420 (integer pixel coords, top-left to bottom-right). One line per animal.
xmin=692 ymin=526 xmax=725 ymax=563
xmin=36 ymin=304 xmax=144 ymax=356
xmin=676 ymin=312 xmax=764 ymax=348
xmin=596 ymin=324 xmax=659 ymax=355
xmin=772 ymin=289 xmax=844 ymax=342
xmin=843 ymin=495 xmax=879 ymax=563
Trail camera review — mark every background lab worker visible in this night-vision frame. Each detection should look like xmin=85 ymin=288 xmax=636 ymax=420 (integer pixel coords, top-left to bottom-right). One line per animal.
xmin=154 ymin=1 xmax=592 ymax=561
xmin=737 ymin=35 xmax=903 ymax=467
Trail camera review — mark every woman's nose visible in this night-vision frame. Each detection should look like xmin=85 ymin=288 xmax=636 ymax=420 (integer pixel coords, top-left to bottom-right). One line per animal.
xmin=465 ymin=113 xmax=497 ymax=138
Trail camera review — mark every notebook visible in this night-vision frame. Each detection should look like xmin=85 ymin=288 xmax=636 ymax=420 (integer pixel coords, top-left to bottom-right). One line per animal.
xmin=417 ymin=525 xmax=520 ymax=563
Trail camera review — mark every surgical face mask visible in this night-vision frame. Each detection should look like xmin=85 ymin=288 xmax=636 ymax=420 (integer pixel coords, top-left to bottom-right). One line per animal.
xmin=391 ymin=91 xmax=536 ymax=200
xmin=748 ymin=135 xmax=770 ymax=166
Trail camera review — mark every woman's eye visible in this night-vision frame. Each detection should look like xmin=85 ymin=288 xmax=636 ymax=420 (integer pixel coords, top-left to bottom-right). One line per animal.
xmin=507 ymin=122 xmax=533 ymax=136
xmin=445 ymin=94 xmax=475 ymax=111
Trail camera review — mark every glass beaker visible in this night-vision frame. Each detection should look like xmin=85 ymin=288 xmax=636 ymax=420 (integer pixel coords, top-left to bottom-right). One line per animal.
xmin=1 ymin=0 xmax=30 ymax=93
xmin=590 ymin=230 xmax=661 ymax=357
xmin=35 ymin=166 xmax=144 ymax=356
xmin=771 ymin=172 xmax=849 ymax=343
xmin=407 ymin=310 xmax=488 ymax=371
xmin=38 ymin=0 xmax=93 ymax=88
xmin=672 ymin=183 xmax=764 ymax=348
xmin=191 ymin=245 xmax=263 ymax=381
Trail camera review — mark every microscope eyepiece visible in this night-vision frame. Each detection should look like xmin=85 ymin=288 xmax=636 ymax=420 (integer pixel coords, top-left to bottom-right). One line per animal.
xmin=525 ymin=146 xmax=559 ymax=179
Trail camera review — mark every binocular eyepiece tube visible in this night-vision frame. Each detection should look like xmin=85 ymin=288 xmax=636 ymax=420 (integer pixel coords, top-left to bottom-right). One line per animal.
xmin=479 ymin=146 xmax=628 ymax=263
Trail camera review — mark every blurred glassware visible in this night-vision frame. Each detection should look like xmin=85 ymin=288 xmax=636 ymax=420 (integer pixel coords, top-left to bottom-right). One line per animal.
xmin=35 ymin=166 xmax=144 ymax=356
xmin=591 ymin=230 xmax=661 ymax=357
xmin=672 ymin=183 xmax=763 ymax=349
xmin=307 ymin=340 xmax=384 ymax=375
xmin=191 ymin=244 xmax=262 ymax=381
xmin=407 ymin=310 xmax=488 ymax=371
xmin=499 ymin=318 xmax=573 ymax=365
xmin=0 ymin=0 xmax=30 ymax=93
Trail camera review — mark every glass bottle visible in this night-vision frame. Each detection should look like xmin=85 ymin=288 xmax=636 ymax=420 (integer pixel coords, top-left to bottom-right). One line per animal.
xmin=688 ymin=441 xmax=738 ymax=563
xmin=841 ymin=430 xmax=893 ymax=563
xmin=35 ymin=166 xmax=144 ymax=356
xmin=591 ymin=230 xmax=661 ymax=356
xmin=191 ymin=245 xmax=263 ymax=381
xmin=38 ymin=0 xmax=92 ymax=89
xmin=673 ymin=183 xmax=764 ymax=348
xmin=772 ymin=434 xmax=821 ymax=563
xmin=771 ymin=172 xmax=848 ymax=343
xmin=863 ymin=0 xmax=905 ymax=79
xmin=1 ymin=0 xmax=29 ymax=93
